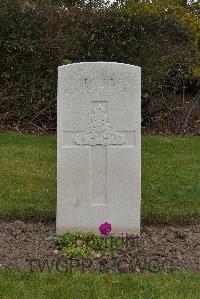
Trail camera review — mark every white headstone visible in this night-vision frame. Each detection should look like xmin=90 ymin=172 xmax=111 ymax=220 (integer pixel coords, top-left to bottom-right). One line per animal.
xmin=56 ymin=62 xmax=141 ymax=235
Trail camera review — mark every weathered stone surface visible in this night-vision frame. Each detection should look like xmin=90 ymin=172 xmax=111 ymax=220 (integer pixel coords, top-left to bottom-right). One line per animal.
xmin=56 ymin=62 xmax=141 ymax=235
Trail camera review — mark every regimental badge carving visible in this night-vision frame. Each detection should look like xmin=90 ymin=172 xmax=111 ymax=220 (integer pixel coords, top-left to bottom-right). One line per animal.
xmin=74 ymin=104 xmax=126 ymax=145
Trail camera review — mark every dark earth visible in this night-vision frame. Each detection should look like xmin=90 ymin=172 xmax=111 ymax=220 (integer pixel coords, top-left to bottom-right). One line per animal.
xmin=0 ymin=220 xmax=199 ymax=273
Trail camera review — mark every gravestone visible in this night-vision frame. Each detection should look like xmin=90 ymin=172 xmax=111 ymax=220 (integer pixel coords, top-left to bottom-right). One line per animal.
xmin=56 ymin=62 xmax=141 ymax=235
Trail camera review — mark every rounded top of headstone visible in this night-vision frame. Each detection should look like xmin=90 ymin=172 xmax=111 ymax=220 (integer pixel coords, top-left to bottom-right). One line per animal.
xmin=58 ymin=62 xmax=141 ymax=70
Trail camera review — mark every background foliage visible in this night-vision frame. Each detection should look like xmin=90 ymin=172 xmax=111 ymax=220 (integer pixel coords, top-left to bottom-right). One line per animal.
xmin=0 ymin=0 xmax=199 ymax=133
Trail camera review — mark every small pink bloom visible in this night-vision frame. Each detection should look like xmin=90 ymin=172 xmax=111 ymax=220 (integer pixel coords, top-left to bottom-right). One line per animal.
xmin=99 ymin=222 xmax=112 ymax=235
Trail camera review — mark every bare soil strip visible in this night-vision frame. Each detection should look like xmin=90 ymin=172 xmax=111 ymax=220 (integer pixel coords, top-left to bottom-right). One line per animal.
xmin=0 ymin=220 xmax=199 ymax=273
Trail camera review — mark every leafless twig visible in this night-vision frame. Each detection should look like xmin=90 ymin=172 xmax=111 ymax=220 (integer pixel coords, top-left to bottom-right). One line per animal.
xmin=183 ymin=89 xmax=200 ymax=131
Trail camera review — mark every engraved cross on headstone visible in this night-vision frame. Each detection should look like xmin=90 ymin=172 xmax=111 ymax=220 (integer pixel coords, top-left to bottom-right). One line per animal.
xmin=63 ymin=101 xmax=136 ymax=206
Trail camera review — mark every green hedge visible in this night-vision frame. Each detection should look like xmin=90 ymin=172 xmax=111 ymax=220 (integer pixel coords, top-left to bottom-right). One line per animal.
xmin=0 ymin=0 xmax=198 ymax=131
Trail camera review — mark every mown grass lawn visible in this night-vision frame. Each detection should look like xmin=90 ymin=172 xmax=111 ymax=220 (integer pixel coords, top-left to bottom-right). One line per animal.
xmin=0 ymin=133 xmax=56 ymax=219
xmin=142 ymin=136 xmax=200 ymax=223
xmin=0 ymin=270 xmax=200 ymax=299
xmin=0 ymin=132 xmax=199 ymax=222
xmin=0 ymin=271 xmax=200 ymax=299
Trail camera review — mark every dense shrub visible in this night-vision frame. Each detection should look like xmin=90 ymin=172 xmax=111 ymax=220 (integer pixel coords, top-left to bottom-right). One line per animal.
xmin=0 ymin=0 xmax=199 ymax=133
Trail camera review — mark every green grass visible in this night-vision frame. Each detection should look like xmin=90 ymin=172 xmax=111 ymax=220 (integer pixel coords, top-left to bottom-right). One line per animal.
xmin=0 ymin=132 xmax=199 ymax=222
xmin=0 ymin=270 xmax=200 ymax=299
xmin=0 ymin=133 xmax=56 ymax=219
xmin=142 ymin=136 xmax=200 ymax=223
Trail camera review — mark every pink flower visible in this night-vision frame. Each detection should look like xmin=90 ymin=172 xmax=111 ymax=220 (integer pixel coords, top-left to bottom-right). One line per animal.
xmin=99 ymin=222 xmax=112 ymax=235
